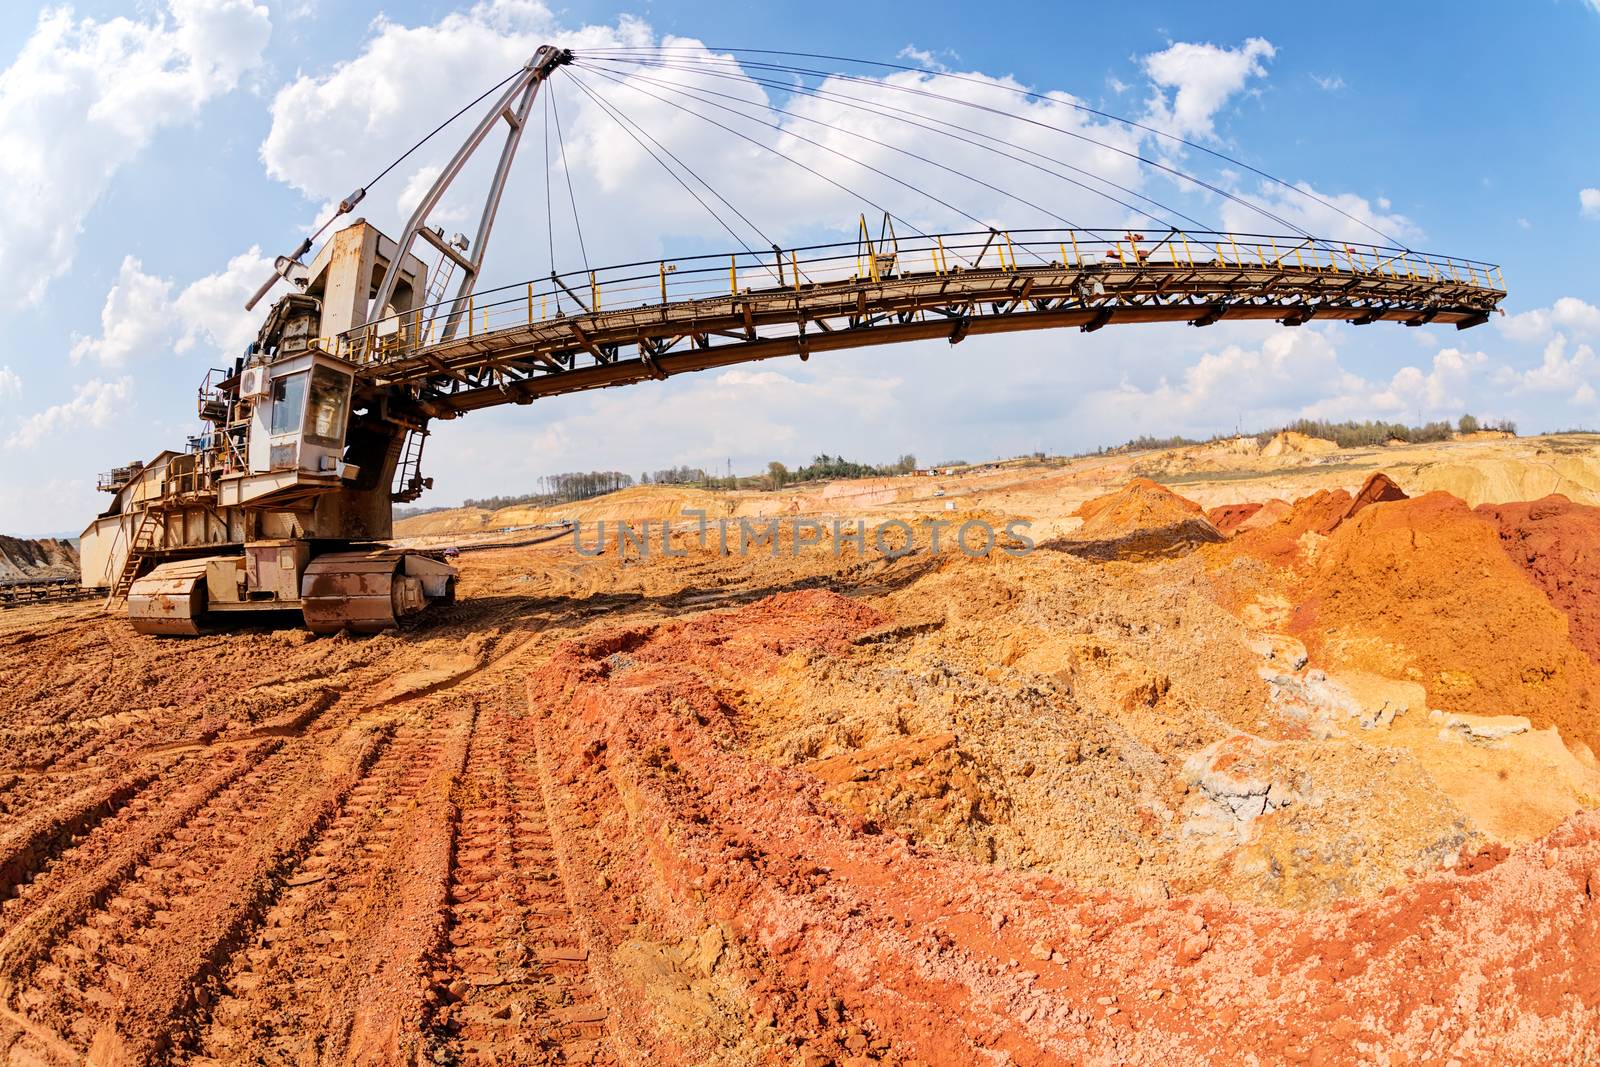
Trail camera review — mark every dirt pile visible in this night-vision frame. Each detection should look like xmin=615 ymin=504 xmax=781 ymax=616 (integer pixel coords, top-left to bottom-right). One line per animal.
xmin=1477 ymin=494 xmax=1600 ymax=664
xmin=1288 ymin=491 xmax=1600 ymax=751
xmin=0 ymin=536 xmax=78 ymax=581
xmin=1260 ymin=429 xmax=1338 ymax=457
xmin=528 ymin=591 xmax=1600 ymax=1065
xmin=1063 ymin=478 xmax=1222 ymax=559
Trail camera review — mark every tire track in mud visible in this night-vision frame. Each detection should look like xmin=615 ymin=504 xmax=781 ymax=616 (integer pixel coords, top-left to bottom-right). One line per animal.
xmin=428 ymin=692 xmax=618 ymax=1066
xmin=182 ymin=718 xmax=460 ymax=1064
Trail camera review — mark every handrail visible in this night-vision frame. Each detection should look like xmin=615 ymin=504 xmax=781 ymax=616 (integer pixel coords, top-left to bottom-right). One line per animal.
xmin=334 ymin=227 xmax=1505 ymax=367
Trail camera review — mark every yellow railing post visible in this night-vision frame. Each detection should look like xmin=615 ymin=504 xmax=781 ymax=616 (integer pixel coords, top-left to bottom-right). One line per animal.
xmin=1003 ymin=232 xmax=1017 ymax=272
xmin=1270 ymin=238 xmax=1282 ymax=268
xmin=659 ymin=262 xmax=668 ymax=305
xmin=1070 ymin=230 xmax=1083 ymax=267
xmin=792 ymin=250 xmax=801 ymax=292
xmin=730 ymin=255 xmax=738 ymax=295
xmin=1181 ymin=235 xmax=1194 ymax=267
xmin=527 ymin=282 xmax=534 ymax=324
xmin=1059 ymin=243 xmax=1069 ymax=270
xmin=935 ymin=236 xmax=948 ymax=275
xmin=1229 ymin=235 xmax=1242 ymax=268
xmin=591 ymin=270 xmax=599 ymax=311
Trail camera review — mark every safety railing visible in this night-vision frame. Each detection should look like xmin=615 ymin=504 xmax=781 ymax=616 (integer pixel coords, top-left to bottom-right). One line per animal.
xmin=333 ymin=228 xmax=1506 ymax=366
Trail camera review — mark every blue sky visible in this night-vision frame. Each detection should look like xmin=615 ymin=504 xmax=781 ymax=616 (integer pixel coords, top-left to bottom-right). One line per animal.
xmin=0 ymin=0 xmax=1597 ymax=535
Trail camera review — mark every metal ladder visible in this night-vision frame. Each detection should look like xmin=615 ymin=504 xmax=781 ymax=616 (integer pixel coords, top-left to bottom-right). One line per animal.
xmin=390 ymin=429 xmax=431 ymax=502
xmin=106 ymin=508 xmax=159 ymax=607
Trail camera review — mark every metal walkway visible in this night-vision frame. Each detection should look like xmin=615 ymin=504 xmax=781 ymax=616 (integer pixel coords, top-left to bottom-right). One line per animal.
xmin=327 ymin=228 xmax=1504 ymax=417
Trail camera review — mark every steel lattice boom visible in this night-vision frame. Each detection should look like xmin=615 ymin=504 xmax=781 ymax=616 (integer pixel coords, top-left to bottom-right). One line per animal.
xmin=329 ymin=228 xmax=1504 ymax=418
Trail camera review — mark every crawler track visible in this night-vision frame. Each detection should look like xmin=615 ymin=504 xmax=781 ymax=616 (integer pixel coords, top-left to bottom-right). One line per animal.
xmin=429 ymin=693 xmax=616 ymax=1065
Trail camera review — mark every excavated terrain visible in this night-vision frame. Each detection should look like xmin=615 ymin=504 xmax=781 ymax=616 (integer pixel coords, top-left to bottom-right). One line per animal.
xmin=3 ymin=435 xmax=1600 ymax=1066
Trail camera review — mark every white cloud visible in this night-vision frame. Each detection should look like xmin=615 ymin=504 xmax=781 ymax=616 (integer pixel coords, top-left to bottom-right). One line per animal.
xmin=1310 ymin=73 xmax=1346 ymax=92
xmin=0 ymin=0 xmax=272 ymax=309
xmin=0 ymin=366 xmax=20 ymax=400
xmin=1142 ymin=37 xmax=1274 ymax=140
xmin=1581 ymin=187 xmax=1600 ymax=220
xmin=1493 ymin=336 xmax=1598 ymax=404
xmin=1517 ymin=217 xmax=1532 ymax=230
xmin=70 ymin=248 xmax=273 ymax=368
xmin=7 ymin=377 xmax=133 ymax=449
xmin=1498 ymin=296 xmax=1600 ymax=343
xmin=1216 ymin=179 xmax=1420 ymax=245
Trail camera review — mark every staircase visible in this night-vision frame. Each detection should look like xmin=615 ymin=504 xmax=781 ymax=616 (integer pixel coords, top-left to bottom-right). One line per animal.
xmin=106 ymin=508 xmax=160 ymax=608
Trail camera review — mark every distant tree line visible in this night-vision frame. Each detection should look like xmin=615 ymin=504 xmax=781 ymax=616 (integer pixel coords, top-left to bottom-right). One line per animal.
xmin=459 ymin=470 xmax=634 ymax=511
xmin=1099 ymin=415 xmax=1517 ymax=456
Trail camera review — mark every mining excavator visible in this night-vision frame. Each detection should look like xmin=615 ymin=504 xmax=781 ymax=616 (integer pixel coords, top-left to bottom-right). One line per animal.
xmin=80 ymin=46 xmax=573 ymax=635
xmin=80 ymin=44 xmax=1509 ymax=635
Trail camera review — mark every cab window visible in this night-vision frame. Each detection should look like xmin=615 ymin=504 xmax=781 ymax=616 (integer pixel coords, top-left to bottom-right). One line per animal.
xmin=270 ymin=373 xmax=307 ymax=437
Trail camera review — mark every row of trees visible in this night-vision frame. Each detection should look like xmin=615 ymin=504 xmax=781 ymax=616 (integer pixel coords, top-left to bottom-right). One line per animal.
xmin=1264 ymin=415 xmax=1516 ymax=448
xmin=462 ymin=470 xmax=635 ymax=510
xmin=1101 ymin=415 xmax=1518 ymax=456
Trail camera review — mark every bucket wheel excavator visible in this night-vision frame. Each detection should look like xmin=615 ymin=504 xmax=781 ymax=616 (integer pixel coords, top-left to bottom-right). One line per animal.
xmin=79 ymin=46 xmax=573 ymax=635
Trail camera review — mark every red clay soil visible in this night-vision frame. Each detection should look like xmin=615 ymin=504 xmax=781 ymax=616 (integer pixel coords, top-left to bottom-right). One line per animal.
xmin=530 ymin=590 xmax=1600 ymax=1065
xmin=1206 ymin=502 xmax=1263 ymax=535
xmin=1478 ymin=494 xmax=1600 ymax=664
xmin=1223 ymin=474 xmax=1406 ymax=568
xmin=1288 ymin=491 xmax=1600 ymax=752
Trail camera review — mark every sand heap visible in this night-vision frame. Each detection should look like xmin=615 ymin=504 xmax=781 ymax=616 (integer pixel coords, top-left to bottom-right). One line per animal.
xmin=1259 ymin=429 xmax=1338 ymax=458
xmin=0 ymin=536 xmax=78 ymax=581
xmin=1477 ymin=494 xmax=1600 ymax=664
xmin=1062 ymin=478 xmax=1223 ymax=560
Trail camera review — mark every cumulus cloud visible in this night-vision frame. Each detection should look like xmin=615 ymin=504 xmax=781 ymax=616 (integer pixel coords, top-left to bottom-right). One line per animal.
xmin=1493 ymin=336 xmax=1598 ymax=405
xmin=7 ymin=377 xmax=133 ymax=449
xmin=1142 ymin=37 xmax=1274 ymax=140
xmin=0 ymin=0 xmax=272 ymax=308
xmin=1498 ymin=296 xmax=1600 ymax=343
xmin=1217 ymin=180 xmax=1421 ymax=245
xmin=0 ymin=366 xmax=20 ymax=400
xmin=69 ymin=249 xmax=273 ymax=368
xmin=257 ymin=0 xmax=1156 ymax=285
xmin=1581 ymin=187 xmax=1600 ymax=220
xmin=1064 ymin=326 xmax=1508 ymax=442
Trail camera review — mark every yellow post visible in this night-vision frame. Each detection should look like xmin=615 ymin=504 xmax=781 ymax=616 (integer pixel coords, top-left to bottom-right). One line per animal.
xmin=1229 ymin=235 xmax=1242 ymax=268
xmin=792 ymin=250 xmax=801 ymax=292
xmin=1270 ymin=238 xmax=1282 ymax=268
xmin=1059 ymin=243 xmax=1069 ymax=270
xmin=660 ymin=262 xmax=668 ymax=305
xmin=1256 ymin=244 xmax=1266 ymax=266
xmin=1496 ymin=266 xmax=1506 ymax=289
xmin=1070 ymin=230 xmax=1083 ymax=266
xmin=1003 ymin=232 xmax=1017 ymax=272
xmin=1181 ymin=235 xmax=1194 ymax=267
xmin=730 ymin=255 xmax=738 ymax=295
xmin=527 ymin=282 xmax=534 ymax=324
xmin=1113 ymin=240 xmax=1124 ymax=264
xmin=591 ymin=270 xmax=600 ymax=311
xmin=936 ymin=236 xmax=948 ymax=275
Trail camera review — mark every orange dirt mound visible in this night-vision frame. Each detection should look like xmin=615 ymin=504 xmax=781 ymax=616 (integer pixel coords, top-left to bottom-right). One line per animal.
xmin=1478 ymin=494 xmax=1600 ymax=664
xmin=1066 ymin=479 xmax=1222 ymax=559
xmin=528 ymin=591 xmax=1600 ymax=1065
xmin=1290 ymin=491 xmax=1600 ymax=750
